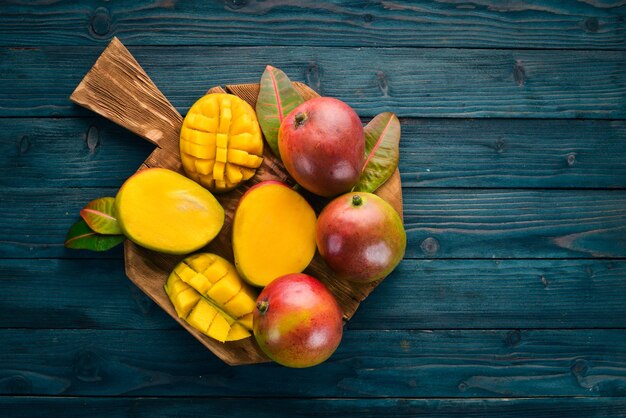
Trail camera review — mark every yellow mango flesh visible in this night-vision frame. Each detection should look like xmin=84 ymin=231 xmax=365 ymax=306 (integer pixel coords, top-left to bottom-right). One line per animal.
xmin=115 ymin=168 xmax=224 ymax=255
xmin=232 ymin=181 xmax=317 ymax=287
xmin=164 ymin=253 xmax=257 ymax=343
xmin=180 ymin=93 xmax=263 ymax=193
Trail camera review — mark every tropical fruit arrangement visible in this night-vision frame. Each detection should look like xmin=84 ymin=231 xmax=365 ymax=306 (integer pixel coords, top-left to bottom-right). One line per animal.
xmin=65 ymin=66 xmax=406 ymax=368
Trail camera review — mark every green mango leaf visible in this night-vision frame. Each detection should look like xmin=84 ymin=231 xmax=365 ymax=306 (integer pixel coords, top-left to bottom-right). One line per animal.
xmin=80 ymin=197 xmax=123 ymax=235
xmin=64 ymin=219 xmax=124 ymax=251
xmin=353 ymin=112 xmax=401 ymax=193
xmin=256 ymin=65 xmax=304 ymax=158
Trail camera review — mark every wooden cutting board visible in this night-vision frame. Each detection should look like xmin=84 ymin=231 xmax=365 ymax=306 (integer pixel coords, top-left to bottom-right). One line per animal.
xmin=70 ymin=37 xmax=403 ymax=365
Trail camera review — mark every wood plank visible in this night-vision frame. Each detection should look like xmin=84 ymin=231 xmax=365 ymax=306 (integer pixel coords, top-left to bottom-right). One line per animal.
xmin=0 ymin=118 xmax=152 ymax=189
xmin=2 ymin=46 xmax=625 ymax=119
xmin=1 ymin=397 xmax=625 ymax=417
xmin=4 ymin=187 xmax=625 ymax=259
xmin=0 ymin=1 xmax=624 ymax=50
xmin=0 ymin=259 xmax=170 ymax=330
xmin=3 ymin=117 xmax=626 ymax=189
xmin=403 ymin=189 xmax=626 ymax=259
xmin=0 ymin=329 xmax=625 ymax=397
xmin=355 ymin=258 xmax=626 ymax=329
xmin=3 ymin=258 xmax=626 ymax=330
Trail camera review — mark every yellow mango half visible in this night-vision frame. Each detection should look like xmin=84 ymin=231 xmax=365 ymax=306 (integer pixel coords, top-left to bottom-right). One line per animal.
xmin=232 ymin=181 xmax=317 ymax=287
xmin=115 ymin=168 xmax=224 ymax=254
xmin=164 ymin=253 xmax=257 ymax=343
xmin=180 ymin=94 xmax=263 ymax=193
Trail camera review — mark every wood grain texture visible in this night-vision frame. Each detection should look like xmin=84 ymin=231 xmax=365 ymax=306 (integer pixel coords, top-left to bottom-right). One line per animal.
xmin=70 ymin=41 xmax=402 ymax=365
xmin=2 ymin=397 xmax=626 ymax=418
xmin=70 ymin=37 xmax=183 ymax=173
xmin=3 ymin=258 xmax=626 ymax=330
xmin=3 ymin=117 xmax=626 ymax=190
xmin=3 ymin=46 xmax=626 ymax=119
xmin=403 ymin=189 xmax=626 ymax=259
xmin=1 ymin=1 xmax=625 ymax=50
xmin=4 ymin=187 xmax=626 ymax=259
xmin=1 ymin=329 xmax=626 ymax=397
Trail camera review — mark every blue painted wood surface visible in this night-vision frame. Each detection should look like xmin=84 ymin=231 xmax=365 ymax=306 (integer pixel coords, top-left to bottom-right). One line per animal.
xmin=2 ymin=46 xmax=626 ymax=118
xmin=1 ymin=1 xmax=625 ymax=416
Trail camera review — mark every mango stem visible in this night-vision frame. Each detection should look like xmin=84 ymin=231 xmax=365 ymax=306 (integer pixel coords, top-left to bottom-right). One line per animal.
xmin=294 ymin=112 xmax=307 ymax=128
xmin=352 ymin=194 xmax=363 ymax=207
xmin=256 ymin=300 xmax=269 ymax=314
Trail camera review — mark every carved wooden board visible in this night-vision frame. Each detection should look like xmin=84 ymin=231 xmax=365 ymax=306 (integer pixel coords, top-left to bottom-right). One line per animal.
xmin=70 ymin=37 xmax=403 ymax=365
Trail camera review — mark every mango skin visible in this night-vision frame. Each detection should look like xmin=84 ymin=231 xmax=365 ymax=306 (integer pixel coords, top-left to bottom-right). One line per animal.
xmin=278 ymin=97 xmax=364 ymax=197
xmin=316 ymin=192 xmax=406 ymax=283
xmin=253 ymin=274 xmax=343 ymax=368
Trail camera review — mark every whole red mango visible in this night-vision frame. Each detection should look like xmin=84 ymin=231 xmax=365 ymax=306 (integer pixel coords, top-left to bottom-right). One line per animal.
xmin=317 ymin=192 xmax=406 ymax=283
xmin=278 ymin=97 xmax=364 ymax=197
xmin=253 ymin=273 xmax=343 ymax=368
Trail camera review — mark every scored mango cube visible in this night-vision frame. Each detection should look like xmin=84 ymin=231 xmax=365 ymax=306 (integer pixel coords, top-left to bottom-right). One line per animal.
xmin=186 ymin=272 xmax=212 ymax=295
xmin=173 ymin=288 xmax=201 ymax=318
xmin=165 ymin=273 xmax=191 ymax=299
xmin=207 ymin=313 xmax=231 ymax=342
xmin=165 ymin=253 xmax=259 ymax=344
xmin=226 ymin=323 xmax=251 ymax=341
xmin=238 ymin=313 xmax=254 ymax=330
xmin=186 ymin=253 xmax=216 ymax=273
xmin=187 ymin=299 xmax=218 ymax=333
xmin=207 ymin=274 xmax=242 ymax=305
xmin=180 ymin=93 xmax=263 ymax=193
xmin=223 ymin=290 xmax=257 ymax=319
xmin=174 ymin=263 xmax=197 ymax=283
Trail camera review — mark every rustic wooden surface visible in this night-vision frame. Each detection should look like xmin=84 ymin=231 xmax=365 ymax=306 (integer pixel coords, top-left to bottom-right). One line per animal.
xmin=1 ymin=0 xmax=626 ymax=415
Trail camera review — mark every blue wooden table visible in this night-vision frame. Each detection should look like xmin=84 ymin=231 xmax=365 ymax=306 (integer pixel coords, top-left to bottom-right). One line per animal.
xmin=2 ymin=1 xmax=626 ymax=416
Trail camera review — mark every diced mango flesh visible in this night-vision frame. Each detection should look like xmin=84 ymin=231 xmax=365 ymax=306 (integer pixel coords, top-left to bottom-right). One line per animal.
xmin=227 ymin=323 xmax=251 ymax=341
xmin=164 ymin=253 xmax=258 ymax=343
xmin=180 ymin=93 xmax=263 ymax=193
xmin=186 ymin=299 xmax=218 ymax=333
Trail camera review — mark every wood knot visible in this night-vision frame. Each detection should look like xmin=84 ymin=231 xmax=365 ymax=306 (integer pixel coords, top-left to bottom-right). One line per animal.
xmin=458 ymin=381 xmax=468 ymax=392
xmin=376 ymin=71 xmax=389 ymax=97
xmin=363 ymin=13 xmax=374 ymax=23
xmin=8 ymin=375 xmax=32 ymax=394
xmin=306 ymin=62 xmax=322 ymax=93
xmin=494 ymin=138 xmax=506 ymax=153
xmin=567 ymin=153 xmax=576 ymax=166
xmin=504 ymin=329 xmax=521 ymax=347
xmin=18 ymin=135 xmax=30 ymax=155
xmin=225 ymin=0 xmax=248 ymax=10
xmin=571 ymin=359 xmax=589 ymax=376
xmin=73 ymin=350 xmax=102 ymax=382
xmin=90 ymin=7 xmax=112 ymax=38
xmin=86 ymin=125 xmax=100 ymax=153
xmin=420 ymin=237 xmax=439 ymax=256
xmin=513 ymin=60 xmax=525 ymax=86
xmin=584 ymin=17 xmax=600 ymax=33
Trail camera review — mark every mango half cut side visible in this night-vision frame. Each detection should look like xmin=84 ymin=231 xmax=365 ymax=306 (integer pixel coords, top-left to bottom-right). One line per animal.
xmin=232 ymin=181 xmax=317 ymax=287
xmin=180 ymin=93 xmax=264 ymax=193
xmin=115 ymin=168 xmax=224 ymax=255
xmin=165 ymin=253 xmax=257 ymax=342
